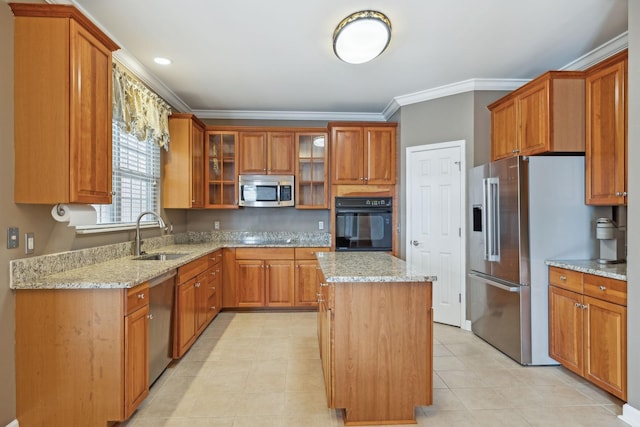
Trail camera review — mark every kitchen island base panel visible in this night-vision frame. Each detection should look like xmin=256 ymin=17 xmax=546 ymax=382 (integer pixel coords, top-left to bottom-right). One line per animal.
xmin=341 ymin=409 xmax=418 ymax=426
xmin=331 ymin=281 xmax=433 ymax=425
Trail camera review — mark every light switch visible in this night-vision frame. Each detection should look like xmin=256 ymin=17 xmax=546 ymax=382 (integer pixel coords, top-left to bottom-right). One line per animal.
xmin=7 ymin=227 xmax=19 ymax=249
xmin=214 ymin=221 xmax=220 ymax=230
xmin=25 ymin=232 xmax=35 ymax=254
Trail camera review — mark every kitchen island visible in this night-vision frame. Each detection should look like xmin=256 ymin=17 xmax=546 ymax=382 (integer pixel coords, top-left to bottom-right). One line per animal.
xmin=316 ymin=252 xmax=435 ymax=425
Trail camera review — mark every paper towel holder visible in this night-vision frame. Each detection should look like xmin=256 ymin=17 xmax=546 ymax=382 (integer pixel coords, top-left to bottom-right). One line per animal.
xmin=54 ymin=204 xmax=67 ymax=217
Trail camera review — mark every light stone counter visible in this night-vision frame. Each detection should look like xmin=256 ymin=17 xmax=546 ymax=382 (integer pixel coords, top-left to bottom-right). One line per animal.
xmin=10 ymin=231 xmax=330 ymax=290
xmin=317 ymin=251 xmax=436 ymax=283
xmin=545 ymin=259 xmax=627 ymax=281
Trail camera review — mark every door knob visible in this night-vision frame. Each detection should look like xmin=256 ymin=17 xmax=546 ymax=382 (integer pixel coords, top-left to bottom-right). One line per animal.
xmin=411 ymin=240 xmax=420 ymax=246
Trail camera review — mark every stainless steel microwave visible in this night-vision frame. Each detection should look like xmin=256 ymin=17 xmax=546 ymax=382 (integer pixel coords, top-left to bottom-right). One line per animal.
xmin=239 ymin=175 xmax=294 ymax=207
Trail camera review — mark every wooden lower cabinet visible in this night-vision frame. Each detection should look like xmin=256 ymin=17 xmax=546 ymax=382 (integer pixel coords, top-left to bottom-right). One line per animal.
xmin=174 ymin=253 xmax=222 ymax=358
xmin=548 ymin=266 xmax=627 ymax=400
xmin=295 ymin=247 xmax=329 ymax=307
xmin=317 ymin=273 xmax=433 ymax=424
xmin=15 ymin=283 xmax=150 ymax=426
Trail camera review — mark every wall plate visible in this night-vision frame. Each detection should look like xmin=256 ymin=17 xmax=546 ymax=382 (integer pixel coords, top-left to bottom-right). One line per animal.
xmin=7 ymin=227 xmax=19 ymax=249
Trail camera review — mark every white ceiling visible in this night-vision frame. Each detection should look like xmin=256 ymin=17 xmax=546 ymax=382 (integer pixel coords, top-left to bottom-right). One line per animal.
xmin=64 ymin=0 xmax=628 ymax=121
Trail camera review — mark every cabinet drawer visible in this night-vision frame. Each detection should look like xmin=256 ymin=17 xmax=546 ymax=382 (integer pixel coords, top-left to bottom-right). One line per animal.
xmin=583 ymin=274 xmax=627 ymax=306
xmin=207 ymin=250 xmax=223 ymax=267
xmin=294 ymin=247 xmax=329 ymax=259
xmin=178 ymin=256 xmax=208 ymax=283
xmin=236 ymin=247 xmax=295 ymax=260
xmin=125 ymin=282 xmax=149 ymax=315
xmin=549 ymin=267 xmax=583 ymax=293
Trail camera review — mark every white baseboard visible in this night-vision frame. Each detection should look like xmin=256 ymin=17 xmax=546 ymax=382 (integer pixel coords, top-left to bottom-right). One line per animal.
xmin=6 ymin=420 xmax=18 ymax=427
xmin=462 ymin=319 xmax=472 ymax=331
xmin=620 ymin=403 xmax=640 ymax=426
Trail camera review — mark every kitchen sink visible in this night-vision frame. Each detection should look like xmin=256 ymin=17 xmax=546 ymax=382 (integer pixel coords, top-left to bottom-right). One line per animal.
xmin=133 ymin=252 xmax=188 ymax=261
xmin=240 ymin=237 xmax=295 ymax=245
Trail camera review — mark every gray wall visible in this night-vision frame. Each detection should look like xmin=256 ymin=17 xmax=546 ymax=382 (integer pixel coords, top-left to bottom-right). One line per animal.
xmin=185 ymin=208 xmax=329 ymax=232
xmin=396 ymin=90 xmax=508 ymax=260
xmin=626 ymin=0 xmax=639 ymax=414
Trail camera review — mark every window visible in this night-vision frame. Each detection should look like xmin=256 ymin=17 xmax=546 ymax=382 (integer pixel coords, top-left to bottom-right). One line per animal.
xmin=93 ymin=120 xmax=161 ymax=225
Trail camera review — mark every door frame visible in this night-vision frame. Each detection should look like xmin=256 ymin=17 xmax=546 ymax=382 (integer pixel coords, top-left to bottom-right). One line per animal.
xmin=405 ymin=140 xmax=469 ymax=330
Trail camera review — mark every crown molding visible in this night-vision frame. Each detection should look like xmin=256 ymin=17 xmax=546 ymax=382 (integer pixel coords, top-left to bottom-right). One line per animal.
xmin=560 ymin=31 xmax=628 ymax=71
xmin=192 ymin=109 xmax=386 ymax=122
xmin=382 ymin=78 xmax=530 ymax=120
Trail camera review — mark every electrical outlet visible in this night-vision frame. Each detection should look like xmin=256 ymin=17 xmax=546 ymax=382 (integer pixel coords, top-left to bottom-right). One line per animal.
xmin=25 ymin=232 xmax=35 ymax=254
xmin=7 ymin=227 xmax=19 ymax=249
xmin=214 ymin=221 xmax=220 ymax=230
xmin=318 ymin=221 xmax=324 ymax=230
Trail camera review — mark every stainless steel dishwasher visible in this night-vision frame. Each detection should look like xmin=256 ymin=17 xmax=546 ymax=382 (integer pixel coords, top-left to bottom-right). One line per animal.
xmin=148 ymin=270 xmax=176 ymax=385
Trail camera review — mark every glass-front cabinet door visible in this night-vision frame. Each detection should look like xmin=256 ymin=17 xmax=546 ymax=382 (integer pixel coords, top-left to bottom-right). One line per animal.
xmin=206 ymin=131 xmax=238 ymax=207
xmin=295 ymin=132 xmax=328 ymax=209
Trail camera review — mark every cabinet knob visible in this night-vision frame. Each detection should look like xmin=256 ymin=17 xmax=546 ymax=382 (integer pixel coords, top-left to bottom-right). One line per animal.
xmin=364 ymin=177 xmax=369 ymax=181
xmin=582 ymin=304 xmax=587 ymax=309
xmin=559 ymin=275 xmax=567 ymax=281
xmin=574 ymin=302 xmax=581 ymax=308
xmin=147 ymin=314 xmax=154 ymax=320
xmin=111 ymin=191 xmax=117 ymax=196
xmin=195 ymin=282 xmax=201 ymax=288
xmin=138 ymin=293 xmax=145 ymax=299
xmin=599 ymin=285 xmax=607 ymax=291
xmin=320 ymin=282 xmax=328 ymax=287
xmin=512 ymin=149 xmax=520 ymax=153
xmin=211 ymin=271 xmax=217 ymax=276
xmin=210 ymin=306 xmax=216 ymax=310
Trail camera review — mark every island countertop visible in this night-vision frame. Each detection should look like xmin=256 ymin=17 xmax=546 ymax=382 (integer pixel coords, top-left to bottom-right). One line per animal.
xmin=316 ymin=251 xmax=436 ymax=283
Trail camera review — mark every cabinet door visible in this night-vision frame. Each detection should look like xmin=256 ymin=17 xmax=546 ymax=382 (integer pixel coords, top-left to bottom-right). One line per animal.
xmin=331 ymin=127 xmax=364 ymax=184
xmin=268 ymin=132 xmax=295 ymax=174
xmin=266 ymin=260 xmax=294 ymax=307
xmin=191 ymin=122 xmax=205 ymax=208
xmin=491 ymin=98 xmax=517 ymax=161
xmin=206 ymin=131 xmax=238 ymax=207
xmin=518 ymin=80 xmax=549 ymax=156
xmin=239 ymin=132 xmax=268 ymax=174
xmin=585 ymin=59 xmax=627 ymax=205
xmin=194 ymin=272 xmax=209 ymax=335
xmin=295 ymin=261 xmax=320 ymax=307
xmin=124 ymin=305 xmax=149 ymax=419
xmin=70 ymin=20 xmax=113 ymax=204
xmin=584 ymin=295 xmax=627 ymax=400
xmin=548 ymin=286 xmax=583 ymax=376
xmin=366 ymin=127 xmax=396 ymax=184
xmin=236 ymin=260 xmax=265 ymax=307
xmin=296 ymin=132 xmax=328 ymax=208
xmin=176 ymin=278 xmax=197 ymax=357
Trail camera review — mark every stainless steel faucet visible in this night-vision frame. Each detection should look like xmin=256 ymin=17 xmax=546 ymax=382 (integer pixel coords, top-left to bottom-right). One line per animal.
xmin=135 ymin=211 xmax=166 ymax=256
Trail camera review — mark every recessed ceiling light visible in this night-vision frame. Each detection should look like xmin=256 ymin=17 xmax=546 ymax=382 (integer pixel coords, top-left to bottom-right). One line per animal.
xmin=153 ymin=57 xmax=172 ymax=65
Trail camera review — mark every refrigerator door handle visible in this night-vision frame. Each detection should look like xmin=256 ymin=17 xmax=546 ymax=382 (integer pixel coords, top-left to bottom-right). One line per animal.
xmin=469 ymin=273 xmax=520 ymax=293
xmin=484 ymin=177 xmax=500 ymax=261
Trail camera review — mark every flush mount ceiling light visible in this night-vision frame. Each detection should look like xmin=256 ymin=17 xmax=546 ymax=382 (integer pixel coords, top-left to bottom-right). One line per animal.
xmin=333 ymin=10 xmax=391 ymax=64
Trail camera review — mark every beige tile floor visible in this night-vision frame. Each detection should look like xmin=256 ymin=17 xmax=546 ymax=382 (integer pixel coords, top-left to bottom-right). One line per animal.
xmin=122 ymin=311 xmax=627 ymax=427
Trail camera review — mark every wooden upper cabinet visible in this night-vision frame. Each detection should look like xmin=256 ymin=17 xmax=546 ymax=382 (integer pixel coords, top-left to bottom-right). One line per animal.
xmin=488 ymin=71 xmax=585 ymax=161
xmin=238 ymin=131 xmax=294 ymax=174
xmin=295 ymin=131 xmax=329 ymax=209
xmin=585 ymin=50 xmax=627 ymax=206
xmin=11 ymin=4 xmax=119 ymax=204
xmin=163 ymin=114 xmax=205 ymax=208
xmin=329 ymin=123 xmax=397 ymax=185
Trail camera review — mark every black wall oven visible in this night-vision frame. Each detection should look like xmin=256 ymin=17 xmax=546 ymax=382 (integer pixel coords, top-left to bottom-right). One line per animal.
xmin=335 ymin=197 xmax=393 ymax=251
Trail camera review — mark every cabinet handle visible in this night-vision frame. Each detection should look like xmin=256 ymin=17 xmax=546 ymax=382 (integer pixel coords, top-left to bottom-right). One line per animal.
xmin=582 ymin=304 xmax=588 ymax=309
xmin=317 ymin=297 xmax=325 ymax=303
xmin=111 ymin=191 xmax=117 ymax=196
xmin=512 ymin=149 xmax=520 ymax=153
xmin=575 ymin=302 xmax=581 ymax=308
xmin=210 ymin=306 xmax=216 ymax=310
xmin=559 ymin=275 xmax=567 ymax=281
xmin=599 ymin=285 xmax=607 ymax=291
xmin=138 ymin=293 xmax=145 ymax=299
xmin=623 ymin=192 xmax=628 ymax=197
xmin=211 ymin=286 xmax=216 ymax=291
xmin=360 ymin=177 xmax=364 ymax=181
xmin=195 ymin=282 xmax=201 ymax=288
xmin=147 ymin=314 xmax=154 ymax=320
xmin=211 ymin=271 xmax=217 ymax=276
xmin=320 ymin=282 xmax=328 ymax=287
xmin=364 ymin=177 xmax=369 ymax=181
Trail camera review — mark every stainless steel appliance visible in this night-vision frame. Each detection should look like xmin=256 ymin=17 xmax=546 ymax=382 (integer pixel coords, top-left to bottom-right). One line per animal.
xmin=148 ymin=270 xmax=176 ymax=384
xmin=468 ymin=156 xmax=604 ymax=365
xmin=596 ymin=217 xmax=626 ymax=264
xmin=239 ymin=175 xmax=294 ymax=207
xmin=335 ymin=197 xmax=392 ymax=251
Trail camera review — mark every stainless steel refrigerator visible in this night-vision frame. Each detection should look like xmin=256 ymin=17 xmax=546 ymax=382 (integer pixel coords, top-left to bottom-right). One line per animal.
xmin=468 ymin=156 xmax=605 ymax=365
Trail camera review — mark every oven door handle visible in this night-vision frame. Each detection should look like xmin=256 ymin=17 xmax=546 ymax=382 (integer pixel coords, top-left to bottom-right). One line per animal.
xmin=335 ymin=209 xmax=393 ymax=214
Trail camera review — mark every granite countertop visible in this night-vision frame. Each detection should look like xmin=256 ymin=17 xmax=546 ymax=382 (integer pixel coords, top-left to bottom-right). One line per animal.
xmin=546 ymin=259 xmax=627 ymax=281
xmin=10 ymin=232 xmax=330 ymax=290
xmin=317 ymin=251 xmax=436 ymax=283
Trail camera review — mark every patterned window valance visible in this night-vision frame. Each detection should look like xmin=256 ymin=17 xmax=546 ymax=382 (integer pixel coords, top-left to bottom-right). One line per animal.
xmin=112 ymin=61 xmax=172 ymax=150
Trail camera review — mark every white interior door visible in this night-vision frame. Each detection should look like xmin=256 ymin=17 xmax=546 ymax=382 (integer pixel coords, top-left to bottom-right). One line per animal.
xmin=406 ymin=141 xmax=464 ymax=327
